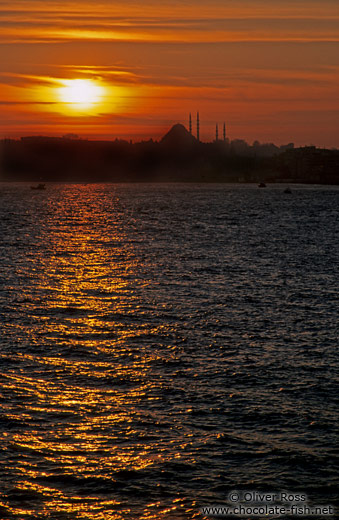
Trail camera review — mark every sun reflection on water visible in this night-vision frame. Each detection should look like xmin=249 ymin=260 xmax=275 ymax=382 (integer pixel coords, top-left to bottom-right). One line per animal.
xmin=1 ymin=184 xmax=338 ymax=519
xmin=1 ymin=185 xmax=202 ymax=519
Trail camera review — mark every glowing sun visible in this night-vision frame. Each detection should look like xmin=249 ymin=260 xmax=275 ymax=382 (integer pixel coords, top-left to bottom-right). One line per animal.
xmin=58 ymin=79 xmax=104 ymax=111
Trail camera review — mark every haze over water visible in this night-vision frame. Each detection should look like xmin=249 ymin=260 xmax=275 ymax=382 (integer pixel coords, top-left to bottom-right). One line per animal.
xmin=0 ymin=183 xmax=338 ymax=519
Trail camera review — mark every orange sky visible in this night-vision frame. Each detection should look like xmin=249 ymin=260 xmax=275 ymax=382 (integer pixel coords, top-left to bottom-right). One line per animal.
xmin=1 ymin=0 xmax=339 ymax=147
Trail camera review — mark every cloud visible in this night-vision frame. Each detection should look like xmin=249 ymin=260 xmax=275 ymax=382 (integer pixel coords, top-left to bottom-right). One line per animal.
xmin=0 ymin=1 xmax=338 ymax=44
xmin=0 ymin=100 xmax=56 ymax=104
xmin=1 ymin=1 xmax=338 ymax=147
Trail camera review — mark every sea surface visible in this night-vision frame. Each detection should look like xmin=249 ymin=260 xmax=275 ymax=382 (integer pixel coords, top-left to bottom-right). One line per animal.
xmin=0 ymin=183 xmax=338 ymax=520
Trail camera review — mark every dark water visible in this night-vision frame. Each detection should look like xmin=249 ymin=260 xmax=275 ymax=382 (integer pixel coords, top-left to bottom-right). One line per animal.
xmin=0 ymin=183 xmax=338 ymax=519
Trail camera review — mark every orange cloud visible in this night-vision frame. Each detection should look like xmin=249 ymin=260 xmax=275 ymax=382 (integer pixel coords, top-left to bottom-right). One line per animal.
xmin=0 ymin=1 xmax=338 ymax=147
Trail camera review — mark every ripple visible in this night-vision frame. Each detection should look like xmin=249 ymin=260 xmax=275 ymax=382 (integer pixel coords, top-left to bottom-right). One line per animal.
xmin=0 ymin=183 xmax=338 ymax=519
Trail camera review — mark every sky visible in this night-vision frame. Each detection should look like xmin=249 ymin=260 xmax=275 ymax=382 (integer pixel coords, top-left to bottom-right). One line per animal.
xmin=0 ymin=0 xmax=339 ymax=147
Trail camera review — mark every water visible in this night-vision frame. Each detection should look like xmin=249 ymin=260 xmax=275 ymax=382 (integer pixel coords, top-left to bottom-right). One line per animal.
xmin=0 ymin=183 xmax=338 ymax=519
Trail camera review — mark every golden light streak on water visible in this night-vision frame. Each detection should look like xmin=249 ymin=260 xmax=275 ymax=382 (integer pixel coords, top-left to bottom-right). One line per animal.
xmin=0 ymin=184 xmax=338 ymax=519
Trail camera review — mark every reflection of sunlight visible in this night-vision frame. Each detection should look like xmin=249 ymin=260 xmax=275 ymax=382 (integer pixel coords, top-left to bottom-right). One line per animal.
xmin=0 ymin=186 xmax=200 ymax=520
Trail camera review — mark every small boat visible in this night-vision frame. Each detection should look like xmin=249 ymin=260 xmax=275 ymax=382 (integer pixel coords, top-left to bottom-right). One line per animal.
xmin=258 ymin=182 xmax=266 ymax=188
xmin=284 ymin=187 xmax=292 ymax=194
xmin=31 ymin=183 xmax=46 ymax=190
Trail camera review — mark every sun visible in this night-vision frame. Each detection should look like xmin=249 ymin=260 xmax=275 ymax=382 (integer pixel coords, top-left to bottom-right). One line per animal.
xmin=58 ymin=79 xmax=104 ymax=111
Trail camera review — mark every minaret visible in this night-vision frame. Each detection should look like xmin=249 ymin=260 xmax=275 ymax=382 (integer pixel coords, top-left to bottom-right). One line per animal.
xmin=197 ymin=111 xmax=200 ymax=142
xmin=216 ymin=124 xmax=218 ymax=142
xmin=189 ymin=113 xmax=192 ymax=134
xmin=223 ymin=122 xmax=226 ymax=141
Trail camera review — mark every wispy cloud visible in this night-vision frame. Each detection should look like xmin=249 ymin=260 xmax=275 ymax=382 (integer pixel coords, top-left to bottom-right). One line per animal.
xmin=0 ymin=100 xmax=56 ymax=105
xmin=1 ymin=1 xmax=338 ymax=146
xmin=1 ymin=1 xmax=338 ymax=43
